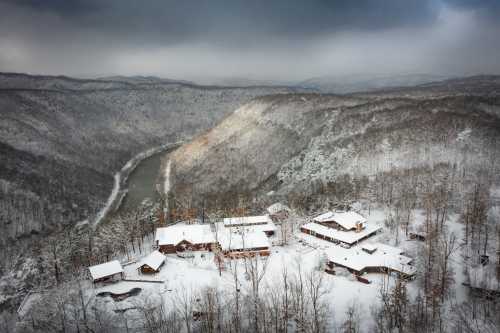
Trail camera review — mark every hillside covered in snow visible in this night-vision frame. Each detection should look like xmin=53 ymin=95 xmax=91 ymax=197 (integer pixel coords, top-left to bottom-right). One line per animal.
xmin=0 ymin=73 xmax=298 ymax=244
xmin=168 ymin=76 xmax=500 ymax=212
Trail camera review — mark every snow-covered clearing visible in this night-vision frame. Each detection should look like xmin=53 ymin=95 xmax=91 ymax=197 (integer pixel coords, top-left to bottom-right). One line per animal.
xmin=91 ymin=244 xmax=389 ymax=330
xmin=58 ymin=203 xmax=481 ymax=332
xmin=86 ymin=208 xmax=444 ymax=330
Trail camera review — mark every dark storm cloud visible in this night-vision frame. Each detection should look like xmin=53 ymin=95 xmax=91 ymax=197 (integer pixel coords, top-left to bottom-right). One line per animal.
xmin=1 ymin=0 xmax=442 ymax=46
xmin=0 ymin=0 xmax=499 ymax=80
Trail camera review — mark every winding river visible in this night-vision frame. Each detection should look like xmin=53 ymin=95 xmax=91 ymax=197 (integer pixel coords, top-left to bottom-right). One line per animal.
xmin=117 ymin=151 xmax=165 ymax=213
xmin=92 ymin=143 xmax=180 ymax=227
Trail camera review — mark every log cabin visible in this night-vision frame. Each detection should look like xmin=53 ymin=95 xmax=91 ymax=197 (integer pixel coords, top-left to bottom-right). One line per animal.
xmin=300 ymin=221 xmax=381 ymax=247
xmin=88 ymin=260 xmax=124 ymax=283
xmin=326 ymin=243 xmax=415 ymax=280
xmin=139 ymin=250 xmax=166 ymax=274
xmin=155 ymin=224 xmax=217 ymax=254
xmin=217 ymin=227 xmax=271 ymax=258
xmin=313 ymin=211 xmax=367 ymax=232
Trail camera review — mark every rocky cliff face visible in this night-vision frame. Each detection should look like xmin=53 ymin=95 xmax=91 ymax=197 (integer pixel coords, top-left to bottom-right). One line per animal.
xmin=0 ymin=73 xmax=297 ymax=243
xmin=169 ymin=76 xmax=500 ymax=211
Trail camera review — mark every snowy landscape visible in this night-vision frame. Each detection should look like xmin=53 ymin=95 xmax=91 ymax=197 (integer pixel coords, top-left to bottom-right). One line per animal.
xmin=11 ymin=201 xmax=498 ymax=332
xmin=1 ymin=1 xmax=500 ymax=332
xmin=1 ymin=74 xmax=499 ymax=333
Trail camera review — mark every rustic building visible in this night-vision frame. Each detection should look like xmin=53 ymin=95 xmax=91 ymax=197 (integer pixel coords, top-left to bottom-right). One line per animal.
xmin=139 ymin=250 xmax=166 ymax=274
xmin=223 ymin=215 xmax=277 ymax=236
xmin=155 ymin=224 xmax=217 ymax=254
xmin=326 ymin=243 xmax=415 ymax=280
xmin=88 ymin=260 xmax=124 ymax=283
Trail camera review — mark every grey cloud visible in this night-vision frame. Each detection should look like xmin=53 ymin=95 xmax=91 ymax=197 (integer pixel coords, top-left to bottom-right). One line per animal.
xmin=0 ymin=0 xmax=499 ymax=80
xmin=1 ymin=1 xmax=440 ymax=46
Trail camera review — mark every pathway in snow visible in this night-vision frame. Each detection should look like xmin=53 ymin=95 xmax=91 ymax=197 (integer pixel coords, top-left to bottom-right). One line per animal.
xmin=163 ymin=159 xmax=172 ymax=197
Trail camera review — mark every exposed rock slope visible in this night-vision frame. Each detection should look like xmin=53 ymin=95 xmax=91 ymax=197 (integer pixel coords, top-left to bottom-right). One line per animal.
xmin=169 ymin=76 xmax=500 ymax=210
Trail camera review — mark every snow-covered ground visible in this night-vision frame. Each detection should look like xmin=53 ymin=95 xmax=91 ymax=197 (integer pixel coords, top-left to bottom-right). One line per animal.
xmin=87 ymin=208 xmax=438 ymax=330
xmin=14 ymin=205 xmax=476 ymax=331
xmin=91 ymin=243 xmax=390 ymax=330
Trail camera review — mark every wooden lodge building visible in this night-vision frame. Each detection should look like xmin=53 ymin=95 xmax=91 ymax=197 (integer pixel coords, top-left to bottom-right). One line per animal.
xmin=326 ymin=243 xmax=416 ymax=279
xmin=139 ymin=250 xmax=166 ymax=274
xmin=218 ymin=230 xmax=271 ymax=259
xmin=155 ymin=224 xmax=217 ymax=254
xmin=89 ymin=260 xmax=124 ymax=283
xmin=300 ymin=221 xmax=381 ymax=248
xmin=154 ymin=219 xmax=274 ymax=259
xmin=313 ymin=211 xmax=367 ymax=232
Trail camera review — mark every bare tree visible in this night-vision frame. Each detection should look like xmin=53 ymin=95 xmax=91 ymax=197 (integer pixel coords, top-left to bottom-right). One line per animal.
xmin=438 ymin=232 xmax=460 ymax=301
xmin=173 ymin=285 xmax=195 ymax=333
xmin=341 ymin=302 xmax=360 ymax=333
xmin=244 ymin=254 xmax=269 ymax=333
xmin=306 ymin=269 xmax=329 ymax=333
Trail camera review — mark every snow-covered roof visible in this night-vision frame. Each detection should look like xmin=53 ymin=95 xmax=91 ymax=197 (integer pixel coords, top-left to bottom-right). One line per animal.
xmin=215 ymin=223 xmax=270 ymax=251
xmin=301 ymin=222 xmax=381 ymax=245
xmin=267 ymin=203 xmax=290 ymax=215
xmin=362 ymin=244 xmax=378 ymax=252
xmin=224 ymin=215 xmax=272 ymax=227
xmin=313 ymin=211 xmax=367 ymax=230
xmin=155 ymin=223 xmax=216 ymax=246
xmin=227 ymin=220 xmax=277 ymax=234
xmin=140 ymin=250 xmax=166 ymax=271
xmin=217 ymin=227 xmax=270 ymax=251
xmin=89 ymin=260 xmax=123 ymax=280
xmin=326 ymin=244 xmax=415 ymax=276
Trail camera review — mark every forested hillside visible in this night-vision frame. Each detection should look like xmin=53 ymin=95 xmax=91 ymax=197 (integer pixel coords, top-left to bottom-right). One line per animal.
xmin=168 ymin=76 xmax=500 ymax=213
xmin=0 ymin=73 xmax=296 ymax=245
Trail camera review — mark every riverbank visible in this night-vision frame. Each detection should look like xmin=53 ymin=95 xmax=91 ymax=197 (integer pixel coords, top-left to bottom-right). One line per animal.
xmin=92 ymin=142 xmax=182 ymax=228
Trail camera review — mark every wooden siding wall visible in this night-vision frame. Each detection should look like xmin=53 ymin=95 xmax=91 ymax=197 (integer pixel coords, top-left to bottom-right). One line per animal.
xmin=224 ymin=249 xmax=271 ymax=259
xmin=159 ymin=242 xmax=217 ymax=254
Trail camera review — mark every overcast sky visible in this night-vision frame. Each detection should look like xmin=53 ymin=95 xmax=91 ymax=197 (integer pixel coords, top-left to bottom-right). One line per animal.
xmin=0 ymin=0 xmax=499 ymax=82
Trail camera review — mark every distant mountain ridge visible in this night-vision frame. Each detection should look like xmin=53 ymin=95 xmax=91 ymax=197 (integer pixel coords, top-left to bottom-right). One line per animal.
xmin=297 ymin=73 xmax=451 ymax=94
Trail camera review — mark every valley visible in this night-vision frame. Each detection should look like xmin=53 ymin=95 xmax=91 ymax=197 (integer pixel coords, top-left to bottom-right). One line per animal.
xmin=1 ymin=74 xmax=500 ymax=332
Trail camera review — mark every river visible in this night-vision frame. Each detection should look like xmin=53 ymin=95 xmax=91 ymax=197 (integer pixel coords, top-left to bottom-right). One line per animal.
xmin=117 ymin=151 xmax=165 ymax=213
xmin=92 ymin=143 xmax=180 ymax=226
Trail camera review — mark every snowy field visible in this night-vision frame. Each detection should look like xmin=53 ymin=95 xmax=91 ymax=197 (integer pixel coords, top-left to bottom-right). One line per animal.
xmin=84 ymin=208 xmax=468 ymax=331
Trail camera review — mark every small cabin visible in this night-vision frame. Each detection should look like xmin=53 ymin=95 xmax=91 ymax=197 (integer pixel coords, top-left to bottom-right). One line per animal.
xmin=89 ymin=260 xmax=124 ymax=283
xmin=219 ymin=231 xmax=271 ymax=259
xmin=139 ymin=250 xmax=166 ymax=274
xmin=326 ymin=244 xmax=416 ymax=281
xmin=155 ymin=224 xmax=217 ymax=254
